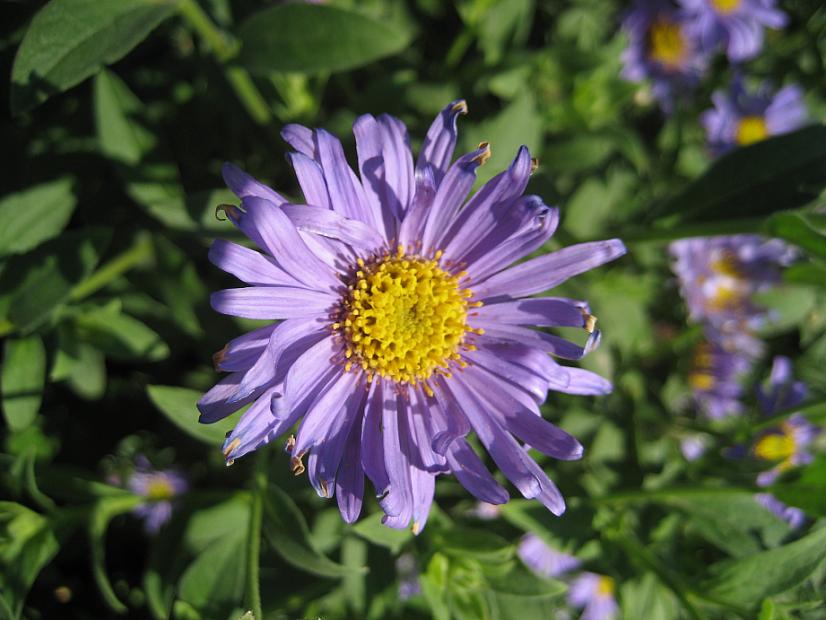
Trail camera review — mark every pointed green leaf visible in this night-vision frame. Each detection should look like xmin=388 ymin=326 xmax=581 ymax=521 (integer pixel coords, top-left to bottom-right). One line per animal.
xmin=652 ymin=125 xmax=826 ymax=224
xmin=0 ymin=180 xmax=76 ymax=259
xmin=146 ymin=385 xmax=237 ymax=445
xmin=706 ymin=523 xmax=826 ymax=608
xmin=2 ymin=335 xmax=47 ymax=432
xmin=263 ymin=483 xmax=359 ymax=578
xmin=236 ymin=4 xmax=412 ymax=74
xmin=11 ymin=0 xmax=179 ymax=113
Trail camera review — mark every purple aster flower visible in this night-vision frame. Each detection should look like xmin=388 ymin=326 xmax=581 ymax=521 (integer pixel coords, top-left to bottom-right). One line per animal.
xmin=670 ymin=235 xmax=794 ymax=347
xmin=687 ymin=334 xmax=751 ymax=419
xmin=701 ymin=79 xmax=808 ymax=155
xmin=568 ymin=572 xmax=619 ymax=620
xmin=199 ymin=100 xmax=626 ymax=532
xmin=621 ymin=0 xmax=709 ymax=110
xmin=757 ymin=355 xmax=808 ymax=415
xmin=755 ymin=493 xmax=806 ymax=529
xmin=518 ymin=534 xmax=581 ymax=579
xmin=126 ymin=457 xmax=188 ymax=534
xmin=680 ymin=0 xmax=787 ymax=62
xmin=752 ymin=358 xmax=818 ymax=487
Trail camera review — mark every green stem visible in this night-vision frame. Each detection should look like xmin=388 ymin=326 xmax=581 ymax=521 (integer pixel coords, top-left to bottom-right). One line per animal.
xmin=69 ymin=235 xmax=154 ymax=302
xmin=177 ymin=0 xmax=272 ymax=125
xmin=246 ymin=453 xmax=267 ymax=619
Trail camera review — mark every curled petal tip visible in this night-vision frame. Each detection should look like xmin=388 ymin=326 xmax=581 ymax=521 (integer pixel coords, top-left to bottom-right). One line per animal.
xmin=451 ymin=99 xmax=468 ymax=115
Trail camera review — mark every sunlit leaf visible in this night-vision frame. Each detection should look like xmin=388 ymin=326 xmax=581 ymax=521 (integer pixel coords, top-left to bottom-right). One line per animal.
xmin=0 ymin=180 xmax=76 ymax=259
xmin=2 ymin=335 xmax=47 ymax=432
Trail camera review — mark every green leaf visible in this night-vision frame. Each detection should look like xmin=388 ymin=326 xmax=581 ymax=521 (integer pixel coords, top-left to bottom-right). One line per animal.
xmin=621 ymin=573 xmax=679 ymax=620
xmin=263 ymin=483 xmax=358 ymax=578
xmin=93 ymin=69 xmax=157 ymax=165
xmin=652 ymin=125 xmax=826 ymax=224
xmin=0 ymin=502 xmax=76 ymax=620
xmin=71 ymin=303 xmax=169 ymax=361
xmin=0 ymin=229 xmax=109 ymax=333
xmin=11 ymin=0 xmax=179 ymax=114
xmin=177 ymin=526 xmax=246 ymax=618
xmin=419 ymin=553 xmax=451 ymax=620
xmin=182 ymin=494 xmax=250 ymax=554
xmin=235 ymin=4 xmax=412 ymax=74
xmin=771 ymin=455 xmax=826 ymax=517
xmin=706 ymin=523 xmax=826 ymax=608
xmin=89 ymin=494 xmax=144 ymax=614
xmin=2 ymin=335 xmax=47 ymax=432
xmin=671 ymin=492 xmax=791 ymax=558
xmin=765 ymin=212 xmax=826 ymax=262
xmin=0 ymin=180 xmax=76 ymax=258
xmin=432 ymin=526 xmax=514 ymax=564
xmin=146 ymin=385 xmax=237 ymax=445
xmin=351 ymin=512 xmax=412 ymax=553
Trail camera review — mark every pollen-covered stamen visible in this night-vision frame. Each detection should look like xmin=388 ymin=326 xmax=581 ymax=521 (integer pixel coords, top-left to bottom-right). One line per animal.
xmin=333 ymin=246 xmax=480 ymax=386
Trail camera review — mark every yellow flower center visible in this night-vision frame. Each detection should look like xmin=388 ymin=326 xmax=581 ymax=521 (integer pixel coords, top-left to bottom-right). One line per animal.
xmin=146 ymin=478 xmax=174 ymax=501
xmin=690 ymin=344 xmax=715 ymax=390
xmin=335 ymin=247 xmax=480 ymax=391
xmin=736 ymin=116 xmax=769 ymax=146
xmin=597 ymin=576 xmax=615 ymax=597
xmin=648 ymin=19 xmax=686 ymax=68
xmin=707 ymin=251 xmax=746 ymax=312
xmin=711 ymin=0 xmax=742 ymax=14
xmin=754 ymin=424 xmax=796 ymax=465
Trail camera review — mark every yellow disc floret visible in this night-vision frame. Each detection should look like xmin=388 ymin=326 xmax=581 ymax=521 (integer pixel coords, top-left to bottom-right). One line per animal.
xmin=754 ymin=424 xmax=797 ymax=465
xmin=711 ymin=0 xmax=741 ymax=14
xmin=146 ymin=478 xmax=175 ymax=501
xmin=648 ymin=19 xmax=686 ymax=69
xmin=335 ymin=247 xmax=480 ymax=389
xmin=736 ymin=115 xmax=769 ymax=146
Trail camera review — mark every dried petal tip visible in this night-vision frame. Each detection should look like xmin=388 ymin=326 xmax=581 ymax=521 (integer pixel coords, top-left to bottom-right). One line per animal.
xmin=215 ymin=203 xmax=241 ymax=222
xmin=291 ymin=453 xmax=306 ymax=476
xmin=285 ymin=434 xmax=296 ymax=453
xmin=530 ymin=157 xmax=539 ymax=173
xmin=212 ymin=346 xmax=228 ymax=371
xmin=223 ymin=438 xmax=241 ymax=458
xmin=451 ymin=100 xmax=469 ymax=114
xmin=473 ymin=142 xmax=492 ymax=165
xmin=584 ymin=314 xmax=598 ymax=333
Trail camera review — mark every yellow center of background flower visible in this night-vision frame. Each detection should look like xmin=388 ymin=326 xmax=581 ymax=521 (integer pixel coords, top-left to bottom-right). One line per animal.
xmin=711 ymin=0 xmax=742 ymax=14
xmin=597 ymin=576 xmax=616 ymax=597
xmin=337 ymin=248 xmax=479 ymax=389
xmin=754 ymin=424 xmax=796 ymax=464
xmin=648 ymin=19 xmax=686 ymax=68
xmin=736 ymin=116 xmax=769 ymax=146
xmin=707 ymin=252 xmax=746 ymax=312
xmin=689 ymin=343 xmax=715 ymax=390
xmin=146 ymin=478 xmax=174 ymax=501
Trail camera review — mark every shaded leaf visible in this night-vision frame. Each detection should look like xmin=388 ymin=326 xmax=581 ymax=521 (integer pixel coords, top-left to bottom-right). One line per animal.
xmin=236 ymin=4 xmax=412 ymax=74
xmin=11 ymin=0 xmax=178 ymax=113
xmin=765 ymin=212 xmax=826 ymax=262
xmin=2 ymin=335 xmax=47 ymax=432
xmin=706 ymin=523 xmax=826 ymax=608
xmin=0 ymin=229 xmax=109 ymax=333
xmin=351 ymin=512 xmax=412 ymax=553
xmin=71 ymin=303 xmax=169 ymax=361
xmin=263 ymin=483 xmax=358 ymax=578
xmin=146 ymin=385 xmax=237 ymax=445
xmin=652 ymin=125 xmax=826 ymax=224
xmin=0 ymin=180 xmax=76 ymax=258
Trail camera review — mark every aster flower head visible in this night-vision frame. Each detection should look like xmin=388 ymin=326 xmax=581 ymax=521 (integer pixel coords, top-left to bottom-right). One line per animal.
xmin=621 ymin=0 xmax=709 ymax=110
xmin=518 ymin=533 xmax=581 ymax=579
xmin=199 ymin=100 xmax=626 ymax=532
xmin=670 ymin=235 xmax=794 ymax=344
xmin=752 ymin=357 xmax=818 ymax=487
xmin=686 ymin=333 xmax=751 ymax=419
xmin=568 ymin=572 xmax=619 ymax=620
xmin=701 ymin=78 xmax=808 ymax=155
xmin=126 ymin=457 xmax=188 ymax=534
xmin=680 ymin=0 xmax=787 ymax=62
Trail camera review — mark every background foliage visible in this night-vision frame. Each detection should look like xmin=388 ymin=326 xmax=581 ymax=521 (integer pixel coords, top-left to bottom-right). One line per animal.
xmin=1 ymin=0 xmax=826 ymax=618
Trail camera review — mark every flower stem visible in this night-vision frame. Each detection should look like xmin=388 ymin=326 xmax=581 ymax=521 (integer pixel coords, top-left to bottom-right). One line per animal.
xmin=69 ymin=234 xmax=154 ymax=302
xmin=246 ymin=452 xmax=267 ymax=619
xmin=177 ymin=0 xmax=272 ymax=126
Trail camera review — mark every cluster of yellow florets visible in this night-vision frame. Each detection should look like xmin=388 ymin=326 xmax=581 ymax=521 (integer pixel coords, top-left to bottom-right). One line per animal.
xmin=333 ymin=246 xmax=482 ymax=391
